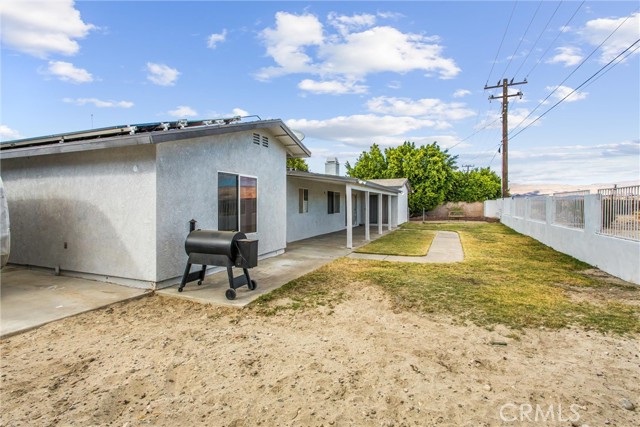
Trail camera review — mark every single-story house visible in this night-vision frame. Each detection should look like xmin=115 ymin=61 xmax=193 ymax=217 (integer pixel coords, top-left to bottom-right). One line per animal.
xmin=0 ymin=118 xmax=409 ymax=289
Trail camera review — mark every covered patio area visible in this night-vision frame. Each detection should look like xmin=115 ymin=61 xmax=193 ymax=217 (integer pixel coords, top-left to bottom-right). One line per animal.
xmin=287 ymin=170 xmax=406 ymax=249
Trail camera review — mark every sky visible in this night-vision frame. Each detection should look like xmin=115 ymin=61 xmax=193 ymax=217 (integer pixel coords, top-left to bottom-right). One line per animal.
xmin=1 ymin=0 xmax=639 ymax=186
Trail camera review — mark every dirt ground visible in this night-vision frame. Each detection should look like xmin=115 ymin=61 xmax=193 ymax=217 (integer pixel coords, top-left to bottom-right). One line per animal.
xmin=1 ymin=287 xmax=638 ymax=427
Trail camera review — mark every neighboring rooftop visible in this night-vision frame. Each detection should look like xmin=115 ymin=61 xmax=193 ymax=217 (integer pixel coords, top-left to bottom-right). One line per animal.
xmin=0 ymin=117 xmax=311 ymax=160
xmin=369 ymin=178 xmax=412 ymax=192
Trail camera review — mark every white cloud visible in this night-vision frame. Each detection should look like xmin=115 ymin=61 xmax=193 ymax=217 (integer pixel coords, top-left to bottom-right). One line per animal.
xmin=207 ymin=30 xmax=227 ymax=49
xmin=63 ymin=98 xmax=134 ymax=108
xmin=387 ymin=80 xmax=402 ymax=89
xmin=146 ymin=62 xmax=180 ymax=86
xmin=327 ymin=12 xmax=376 ymax=36
xmin=298 ymin=79 xmax=368 ymax=95
xmin=257 ymin=12 xmax=324 ymax=80
xmin=545 ymin=85 xmax=588 ymax=103
xmin=546 ymin=46 xmax=583 ymax=67
xmin=0 ymin=125 xmax=22 ymax=141
xmin=47 ymin=61 xmax=93 ymax=83
xmin=366 ymin=96 xmax=476 ymax=121
xmin=257 ymin=12 xmax=460 ymax=83
xmin=167 ymin=106 xmax=197 ymax=117
xmin=580 ymin=12 xmax=640 ymax=63
xmin=231 ymin=108 xmax=249 ymax=117
xmin=453 ymin=89 xmax=471 ymax=98
xmin=288 ymin=114 xmax=431 ymax=140
xmin=318 ymin=26 xmax=459 ymax=79
xmin=0 ymin=0 xmax=94 ymax=58
xmin=476 ymin=108 xmax=539 ymax=131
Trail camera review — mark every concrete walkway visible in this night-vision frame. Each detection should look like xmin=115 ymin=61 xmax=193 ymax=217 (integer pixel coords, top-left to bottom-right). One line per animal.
xmin=347 ymin=231 xmax=464 ymax=263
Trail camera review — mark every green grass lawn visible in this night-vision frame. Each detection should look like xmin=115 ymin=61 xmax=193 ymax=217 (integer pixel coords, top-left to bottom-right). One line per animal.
xmin=252 ymin=222 xmax=640 ymax=335
xmin=354 ymin=229 xmax=435 ymax=256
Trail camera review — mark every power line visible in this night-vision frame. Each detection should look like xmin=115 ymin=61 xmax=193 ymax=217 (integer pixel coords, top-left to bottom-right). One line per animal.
xmin=582 ymin=43 xmax=640 ymax=90
xmin=510 ymin=38 xmax=640 ymax=142
xmin=513 ymin=0 xmax=564 ymax=79
xmin=448 ymin=114 xmax=502 ymax=151
xmin=500 ymin=0 xmax=544 ymax=81
xmin=526 ymin=0 xmax=585 ymax=80
xmin=511 ymin=9 xmax=638 ymax=135
xmin=486 ymin=1 xmax=519 ymax=87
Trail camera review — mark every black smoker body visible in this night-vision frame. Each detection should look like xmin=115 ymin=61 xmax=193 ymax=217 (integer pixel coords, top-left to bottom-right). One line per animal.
xmin=179 ymin=230 xmax=258 ymax=300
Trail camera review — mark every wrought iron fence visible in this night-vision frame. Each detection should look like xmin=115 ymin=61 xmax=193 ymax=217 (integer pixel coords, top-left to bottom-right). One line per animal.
xmin=598 ymin=185 xmax=640 ymax=241
xmin=513 ymin=197 xmax=526 ymax=218
xmin=553 ymin=190 xmax=589 ymax=229
xmin=529 ymin=196 xmax=547 ymax=222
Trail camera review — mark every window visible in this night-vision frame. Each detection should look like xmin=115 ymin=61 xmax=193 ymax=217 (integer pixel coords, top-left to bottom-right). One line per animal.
xmin=218 ymin=172 xmax=257 ymax=233
xmin=299 ymin=188 xmax=308 ymax=213
xmin=240 ymin=176 xmax=257 ymax=233
xmin=327 ymin=191 xmax=341 ymax=214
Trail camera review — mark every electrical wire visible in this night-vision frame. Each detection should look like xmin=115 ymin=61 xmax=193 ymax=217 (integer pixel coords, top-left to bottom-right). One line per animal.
xmin=510 ymin=9 xmax=638 ymax=135
xmin=510 ymin=38 xmax=640 ymax=142
xmin=513 ymin=0 xmax=563 ymax=79
xmin=448 ymin=115 xmax=502 ymax=151
xmin=525 ymin=0 xmax=585 ymax=80
xmin=485 ymin=1 xmax=519 ymax=87
xmin=582 ymin=43 xmax=640 ymax=90
xmin=500 ymin=0 xmax=544 ymax=81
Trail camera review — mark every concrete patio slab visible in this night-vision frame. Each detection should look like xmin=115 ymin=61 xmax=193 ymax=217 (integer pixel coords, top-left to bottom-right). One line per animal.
xmin=1 ymin=266 xmax=148 ymax=338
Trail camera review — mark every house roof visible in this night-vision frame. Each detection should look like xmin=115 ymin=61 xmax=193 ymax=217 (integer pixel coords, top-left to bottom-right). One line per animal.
xmin=369 ymin=178 xmax=412 ymax=192
xmin=287 ymin=170 xmax=401 ymax=195
xmin=0 ymin=118 xmax=311 ymax=160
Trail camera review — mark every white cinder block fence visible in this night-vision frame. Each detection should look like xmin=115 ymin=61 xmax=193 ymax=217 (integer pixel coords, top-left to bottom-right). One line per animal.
xmin=484 ymin=187 xmax=640 ymax=285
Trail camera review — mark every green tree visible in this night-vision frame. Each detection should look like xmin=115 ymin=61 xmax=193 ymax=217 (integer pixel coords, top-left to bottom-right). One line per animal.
xmin=347 ymin=141 xmax=456 ymax=214
xmin=447 ymin=167 xmax=501 ymax=202
xmin=286 ymin=158 xmax=309 ymax=171
xmin=345 ymin=144 xmax=387 ymax=179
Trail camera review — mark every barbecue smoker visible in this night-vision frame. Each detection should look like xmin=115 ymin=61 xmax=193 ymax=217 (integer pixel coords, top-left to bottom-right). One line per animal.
xmin=179 ymin=229 xmax=258 ymax=300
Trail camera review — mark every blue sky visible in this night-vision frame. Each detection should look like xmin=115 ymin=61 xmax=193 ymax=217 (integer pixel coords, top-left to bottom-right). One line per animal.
xmin=1 ymin=0 xmax=639 ymax=186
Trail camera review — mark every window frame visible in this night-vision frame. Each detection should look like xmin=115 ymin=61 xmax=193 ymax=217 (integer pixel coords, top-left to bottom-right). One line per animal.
xmin=217 ymin=171 xmax=258 ymax=233
xmin=299 ymin=188 xmax=309 ymax=214
xmin=327 ymin=191 xmax=341 ymax=214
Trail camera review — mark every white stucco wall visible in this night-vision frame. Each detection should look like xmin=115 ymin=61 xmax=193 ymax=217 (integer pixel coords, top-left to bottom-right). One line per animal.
xmin=286 ymin=177 xmax=348 ymax=243
xmin=155 ymin=129 xmax=288 ymax=283
xmin=0 ymin=145 xmax=157 ymax=285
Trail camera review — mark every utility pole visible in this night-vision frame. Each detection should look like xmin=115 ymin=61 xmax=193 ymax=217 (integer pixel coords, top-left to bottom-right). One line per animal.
xmin=461 ymin=164 xmax=475 ymax=173
xmin=485 ymin=78 xmax=527 ymax=198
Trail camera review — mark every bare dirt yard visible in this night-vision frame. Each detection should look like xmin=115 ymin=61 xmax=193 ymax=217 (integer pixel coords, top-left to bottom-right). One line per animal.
xmin=1 ymin=287 xmax=639 ymax=427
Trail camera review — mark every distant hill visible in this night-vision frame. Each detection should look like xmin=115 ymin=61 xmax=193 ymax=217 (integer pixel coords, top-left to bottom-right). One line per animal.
xmin=509 ymin=180 xmax=639 ymax=197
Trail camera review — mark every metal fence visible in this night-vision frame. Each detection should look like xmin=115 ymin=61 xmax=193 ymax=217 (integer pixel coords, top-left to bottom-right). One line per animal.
xmin=513 ymin=197 xmax=526 ymax=218
xmin=529 ymin=196 xmax=547 ymax=222
xmin=598 ymin=185 xmax=640 ymax=241
xmin=553 ymin=190 xmax=589 ymax=229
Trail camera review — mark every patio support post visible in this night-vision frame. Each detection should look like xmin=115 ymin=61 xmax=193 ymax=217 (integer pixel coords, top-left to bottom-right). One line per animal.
xmin=365 ymin=191 xmax=370 ymax=241
xmin=378 ymin=193 xmax=383 ymax=235
xmin=346 ymin=185 xmax=353 ymax=249
xmin=387 ymin=195 xmax=393 ymax=231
